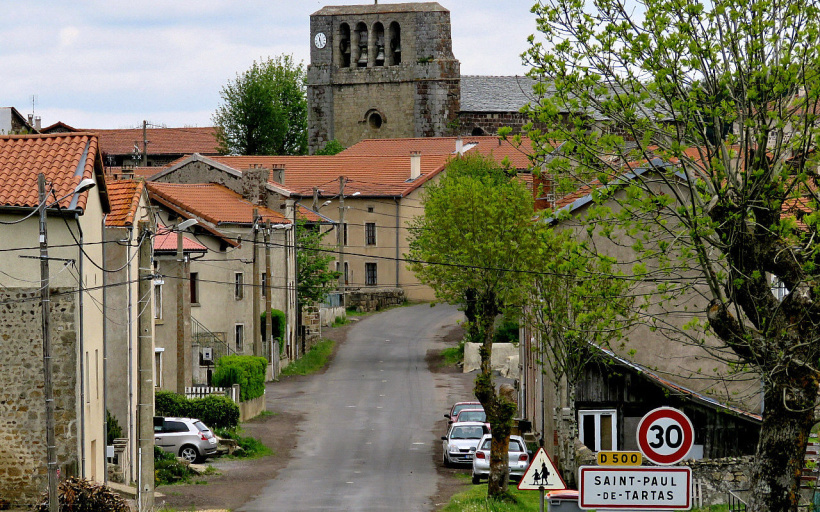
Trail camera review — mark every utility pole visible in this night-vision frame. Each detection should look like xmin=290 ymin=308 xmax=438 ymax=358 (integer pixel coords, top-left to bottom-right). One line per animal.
xmin=252 ymin=210 xmax=262 ymax=357
xmin=136 ymin=221 xmax=154 ymax=511
xmin=38 ymin=174 xmax=58 ymax=512
xmin=264 ymin=221 xmax=273 ymax=373
xmin=175 ymin=226 xmax=186 ymax=392
xmin=337 ymin=176 xmax=346 ymax=304
xmin=141 ymin=120 xmax=148 ymax=167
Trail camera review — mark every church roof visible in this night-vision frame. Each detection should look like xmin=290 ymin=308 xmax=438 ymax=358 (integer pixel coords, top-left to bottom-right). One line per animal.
xmin=312 ymin=2 xmax=447 ymax=16
xmin=459 ymin=75 xmax=542 ymax=113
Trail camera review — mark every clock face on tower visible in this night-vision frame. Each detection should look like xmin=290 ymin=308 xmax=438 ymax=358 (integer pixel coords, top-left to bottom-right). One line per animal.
xmin=314 ymin=32 xmax=327 ymax=49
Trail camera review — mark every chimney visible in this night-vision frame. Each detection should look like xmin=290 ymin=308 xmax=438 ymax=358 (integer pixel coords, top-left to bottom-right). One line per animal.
xmin=533 ymin=172 xmax=555 ymax=211
xmin=455 ymin=137 xmax=464 ymax=155
xmin=34 ymin=116 xmax=41 ymax=131
xmin=410 ymin=151 xmax=421 ymax=180
xmin=241 ymin=164 xmax=268 ymax=205
xmin=271 ymin=163 xmax=285 ymax=186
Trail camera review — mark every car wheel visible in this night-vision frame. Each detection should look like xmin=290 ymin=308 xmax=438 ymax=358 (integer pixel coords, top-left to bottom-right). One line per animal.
xmin=472 ymin=473 xmax=481 ymax=485
xmin=179 ymin=445 xmax=200 ymax=463
xmin=442 ymin=452 xmax=450 ymax=468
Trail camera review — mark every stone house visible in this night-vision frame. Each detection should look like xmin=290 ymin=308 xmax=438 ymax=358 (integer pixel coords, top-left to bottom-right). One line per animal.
xmin=518 ymin=158 xmax=765 ymax=465
xmin=0 ymin=133 xmax=110 ymax=506
xmin=102 ymin=179 xmax=155 ymax=485
xmin=145 ymin=181 xmax=296 ymax=381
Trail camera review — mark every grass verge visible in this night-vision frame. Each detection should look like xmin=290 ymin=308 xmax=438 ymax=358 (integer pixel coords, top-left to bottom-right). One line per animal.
xmin=214 ymin=427 xmax=273 ymax=459
xmin=439 ymin=484 xmax=541 ymax=512
xmin=281 ymin=339 xmax=335 ymax=376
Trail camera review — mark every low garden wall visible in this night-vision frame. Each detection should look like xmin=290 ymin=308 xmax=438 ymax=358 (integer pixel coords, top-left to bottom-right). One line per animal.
xmin=463 ymin=342 xmax=519 ymax=379
xmin=238 ymin=393 xmax=266 ymax=422
xmin=681 ymin=456 xmax=753 ymax=507
xmin=345 ymin=288 xmax=405 ymax=313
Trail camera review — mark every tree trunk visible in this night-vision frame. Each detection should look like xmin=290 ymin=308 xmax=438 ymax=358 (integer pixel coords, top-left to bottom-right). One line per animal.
xmin=472 ymin=290 xmax=517 ymax=498
xmin=747 ymin=379 xmax=817 ymax=512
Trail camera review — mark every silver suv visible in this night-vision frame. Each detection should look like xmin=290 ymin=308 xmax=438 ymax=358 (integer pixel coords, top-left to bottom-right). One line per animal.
xmin=154 ymin=416 xmax=218 ymax=463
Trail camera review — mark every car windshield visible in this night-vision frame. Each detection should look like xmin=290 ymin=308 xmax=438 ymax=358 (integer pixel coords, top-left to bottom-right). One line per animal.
xmin=457 ymin=411 xmax=485 ymax=422
xmin=453 ymin=404 xmax=481 ymax=416
xmin=451 ymin=426 xmax=485 ymax=439
xmin=480 ymin=439 xmax=525 ymax=451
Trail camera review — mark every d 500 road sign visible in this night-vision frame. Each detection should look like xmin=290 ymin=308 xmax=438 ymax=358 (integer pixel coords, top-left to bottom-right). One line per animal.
xmin=579 ymin=466 xmax=692 ymax=510
xmin=637 ymin=407 xmax=694 ymax=465
xmin=597 ymin=451 xmax=642 ymax=466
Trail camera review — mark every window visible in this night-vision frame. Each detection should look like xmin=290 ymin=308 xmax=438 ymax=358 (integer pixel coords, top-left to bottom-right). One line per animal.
xmin=367 ymin=206 xmax=374 ymax=213
xmin=261 ymin=273 xmax=267 ymax=299
xmin=365 ymin=223 xmax=376 ymax=245
xmin=235 ymin=324 xmax=245 ymax=352
xmin=153 ymin=279 xmax=163 ymax=319
xmin=578 ymin=410 xmax=617 ymax=452
xmin=190 ymin=272 xmax=199 ymax=304
xmin=154 ymin=348 xmax=164 ymax=388
xmin=336 ymin=261 xmax=349 ymax=285
xmin=235 ymin=272 xmax=244 ymax=300
xmin=343 ymin=223 xmax=348 ymax=246
xmin=365 ymin=262 xmax=377 ymax=286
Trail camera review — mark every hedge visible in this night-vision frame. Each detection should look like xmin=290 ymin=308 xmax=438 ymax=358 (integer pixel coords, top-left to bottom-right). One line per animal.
xmin=261 ymin=308 xmax=286 ymax=343
xmin=154 ymin=390 xmax=239 ymax=430
xmin=211 ymin=355 xmax=267 ymax=401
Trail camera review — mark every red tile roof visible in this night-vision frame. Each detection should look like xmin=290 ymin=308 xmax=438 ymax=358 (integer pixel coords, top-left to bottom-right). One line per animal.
xmin=105 ymin=179 xmax=144 ymax=227
xmin=146 ymin=182 xmax=290 ymax=226
xmin=90 ymin=127 xmax=220 ymax=157
xmin=0 ymin=133 xmax=102 ymax=212
xmin=153 ymin=224 xmax=208 ymax=253
xmin=340 ymin=136 xmax=545 ymax=170
xmin=206 ymin=154 xmax=451 ymax=198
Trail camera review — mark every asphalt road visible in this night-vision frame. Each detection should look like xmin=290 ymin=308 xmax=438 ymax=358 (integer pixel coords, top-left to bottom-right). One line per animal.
xmin=238 ymin=303 xmax=464 ymax=512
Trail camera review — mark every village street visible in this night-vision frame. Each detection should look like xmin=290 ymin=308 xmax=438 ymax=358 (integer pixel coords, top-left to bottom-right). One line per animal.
xmin=157 ymin=303 xmax=474 ymax=511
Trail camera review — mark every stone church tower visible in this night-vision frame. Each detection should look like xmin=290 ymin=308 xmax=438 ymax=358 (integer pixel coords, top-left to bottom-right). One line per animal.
xmin=307 ymin=2 xmax=460 ymax=153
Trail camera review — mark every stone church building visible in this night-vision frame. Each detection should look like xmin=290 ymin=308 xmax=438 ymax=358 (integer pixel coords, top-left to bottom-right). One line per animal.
xmin=307 ymin=2 xmax=537 ymax=153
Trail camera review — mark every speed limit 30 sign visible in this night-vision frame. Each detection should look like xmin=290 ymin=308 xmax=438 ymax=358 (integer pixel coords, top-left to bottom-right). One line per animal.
xmin=636 ymin=407 xmax=694 ymax=465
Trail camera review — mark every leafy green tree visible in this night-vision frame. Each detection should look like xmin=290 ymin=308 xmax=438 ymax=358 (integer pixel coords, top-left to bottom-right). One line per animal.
xmin=527 ymin=231 xmax=636 ymax=484
xmin=314 ymin=139 xmax=345 ymax=155
xmin=525 ymin=0 xmax=820 ymax=509
xmin=296 ymin=220 xmax=341 ymax=308
xmin=408 ymin=153 xmax=544 ymax=497
xmin=213 ymin=55 xmax=307 ymax=155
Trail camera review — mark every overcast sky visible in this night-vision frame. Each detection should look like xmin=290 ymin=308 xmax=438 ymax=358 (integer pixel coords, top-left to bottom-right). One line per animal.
xmin=1 ymin=1 xmax=540 ymax=130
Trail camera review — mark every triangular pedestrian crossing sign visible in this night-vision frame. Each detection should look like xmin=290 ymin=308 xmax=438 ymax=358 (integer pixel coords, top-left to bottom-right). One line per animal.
xmin=518 ymin=448 xmax=566 ymax=491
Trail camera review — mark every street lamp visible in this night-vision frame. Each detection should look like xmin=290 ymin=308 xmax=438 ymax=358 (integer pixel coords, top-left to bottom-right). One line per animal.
xmin=39 ymin=174 xmax=96 ymax=512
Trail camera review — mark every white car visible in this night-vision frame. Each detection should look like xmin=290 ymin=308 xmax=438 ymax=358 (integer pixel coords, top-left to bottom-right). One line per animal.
xmin=441 ymin=422 xmax=490 ymax=466
xmin=471 ymin=434 xmax=529 ymax=484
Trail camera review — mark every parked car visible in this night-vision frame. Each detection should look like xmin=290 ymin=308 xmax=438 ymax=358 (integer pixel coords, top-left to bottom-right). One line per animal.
xmin=446 ymin=401 xmax=483 ymax=423
xmin=441 ymin=421 xmax=490 ymax=466
xmin=154 ymin=416 xmax=218 ymax=463
xmin=453 ymin=408 xmax=487 ymax=424
xmin=471 ymin=434 xmax=529 ymax=484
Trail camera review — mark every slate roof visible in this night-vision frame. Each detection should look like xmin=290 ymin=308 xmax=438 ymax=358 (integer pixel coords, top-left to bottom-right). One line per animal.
xmin=460 ymin=75 xmax=541 ymax=113
xmin=201 ymin=154 xmax=451 ymax=198
xmin=90 ymin=126 xmax=219 ymax=157
xmin=146 ymin=182 xmax=290 ymax=226
xmin=313 ymin=2 xmax=447 ymax=15
xmin=0 ymin=133 xmax=108 ymax=213
xmin=340 ymin=135 xmax=543 ymax=170
xmin=105 ymin=179 xmax=144 ymax=228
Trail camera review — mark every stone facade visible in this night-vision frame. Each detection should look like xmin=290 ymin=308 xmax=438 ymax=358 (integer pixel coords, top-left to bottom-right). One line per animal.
xmin=681 ymin=457 xmax=754 ymax=507
xmin=307 ymin=3 xmax=460 ymax=152
xmin=345 ymin=288 xmax=405 ymax=312
xmin=0 ymin=289 xmax=79 ymax=507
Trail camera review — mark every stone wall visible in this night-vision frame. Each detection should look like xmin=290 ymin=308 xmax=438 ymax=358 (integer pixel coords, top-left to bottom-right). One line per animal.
xmin=0 ymin=288 xmax=79 ymax=507
xmin=463 ymin=342 xmax=520 ymax=379
xmin=345 ymin=288 xmax=405 ymax=313
xmin=681 ymin=456 xmax=753 ymax=507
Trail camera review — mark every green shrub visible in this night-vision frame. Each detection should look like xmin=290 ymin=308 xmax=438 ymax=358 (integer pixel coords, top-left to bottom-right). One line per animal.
xmin=213 ymin=428 xmax=273 ymax=459
xmin=154 ymin=446 xmax=192 ymax=486
xmin=494 ymin=318 xmax=520 ymax=344
xmin=36 ymin=477 xmax=130 ymax=511
xmin=106 ymin=409 xmax=123 ymax=445
xmin=154 ymin=390 xmax=239 ymax=430
xmin=261 ymin=308 xmax=286 ymax=342
xmin=212 ymin=355 xmax=267 ymax=401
